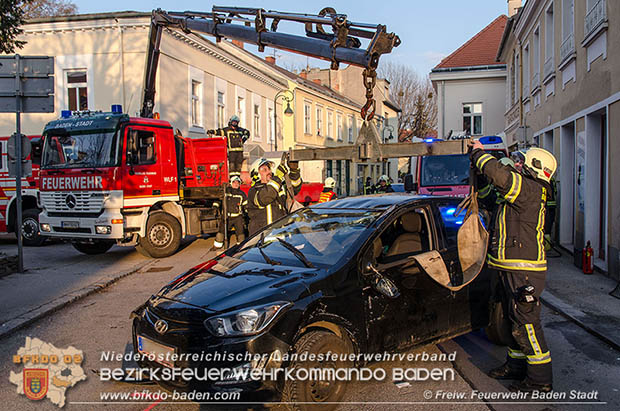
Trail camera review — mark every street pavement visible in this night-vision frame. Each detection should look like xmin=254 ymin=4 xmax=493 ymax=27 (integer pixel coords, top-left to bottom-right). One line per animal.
xmin=0 ymin=238 xmax=618 ymax=410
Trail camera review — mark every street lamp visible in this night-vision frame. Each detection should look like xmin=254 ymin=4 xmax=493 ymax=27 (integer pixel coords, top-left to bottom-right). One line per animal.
xmin=273 ymin=89 xmax=294 ymax=151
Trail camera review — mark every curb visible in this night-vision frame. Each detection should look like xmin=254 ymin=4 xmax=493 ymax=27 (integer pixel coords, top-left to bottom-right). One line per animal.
xmin=0 ymin=258 xmax=158 ymax=340
xmin=540 ymin=291 xmax=620 ymax=352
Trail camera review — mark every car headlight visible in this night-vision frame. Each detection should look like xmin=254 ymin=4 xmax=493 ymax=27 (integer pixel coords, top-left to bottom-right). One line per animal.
xmin=204 ymin=302 xmax=291 ymax=337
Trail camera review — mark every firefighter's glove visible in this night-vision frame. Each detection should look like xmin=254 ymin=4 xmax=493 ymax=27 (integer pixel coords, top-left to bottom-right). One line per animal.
xmin=275 ymin=164 xmax=289 ymax=180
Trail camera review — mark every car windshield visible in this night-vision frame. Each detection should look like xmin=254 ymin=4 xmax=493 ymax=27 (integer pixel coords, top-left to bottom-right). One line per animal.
xmin=42 ymin=130 xmax=121 ymax=168
xmin=420 ymin=154 xmax=470 ymax=187
xmin=233 ymin=208 xmax=382 ymax=268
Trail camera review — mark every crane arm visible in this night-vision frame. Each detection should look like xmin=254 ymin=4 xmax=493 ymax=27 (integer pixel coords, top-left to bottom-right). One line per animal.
xmin=140 ymin=6 xmax=400 ymax=118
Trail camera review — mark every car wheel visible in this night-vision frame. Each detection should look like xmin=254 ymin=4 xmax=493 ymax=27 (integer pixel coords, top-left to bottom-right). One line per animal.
xmin=282 ymin=330 xmax=353 ymax=411
xmin=138 ymin=211 xmax=181 ymax=258
xmin=72 ymin=241 xmax=114 ymax=255
xmin=485 ymin=301 xmax=513 ymax=346
xmin=21 ymin=208 xmax=45 ymax=246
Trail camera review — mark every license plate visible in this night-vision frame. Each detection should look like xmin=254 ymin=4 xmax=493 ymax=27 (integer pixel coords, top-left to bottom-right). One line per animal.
xmin=137 ymin=335 xmax=176 ymax=368
xmin=61 ymin=221 xmax=79 ymax=229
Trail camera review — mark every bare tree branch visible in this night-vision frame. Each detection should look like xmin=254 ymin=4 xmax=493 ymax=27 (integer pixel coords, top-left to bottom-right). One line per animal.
xmin=378 ymin=62 xmax=437 ymax=140
xmin=22 ymin=0 xmax=77 ymax=19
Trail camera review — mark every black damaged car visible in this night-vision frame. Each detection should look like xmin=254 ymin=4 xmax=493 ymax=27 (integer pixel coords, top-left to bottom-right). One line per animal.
xmin=131 ymin=194 xmax=506 ymax=408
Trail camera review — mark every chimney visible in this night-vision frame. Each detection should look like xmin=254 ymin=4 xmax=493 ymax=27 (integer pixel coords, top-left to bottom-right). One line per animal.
xmin=313 ymin=79 xmax=322 ymax=85
xmin=299 ymin=70 xmax=307 ymax=79
xmin=265 ymin=56 xmax=276 ymax=65
xmin=232 ymin=39 xmax=244 ymax=49
xmin=507 ymin=0 xmax=522 ymax=17
xmin=333 ymin=84 xmax=339 ymax=91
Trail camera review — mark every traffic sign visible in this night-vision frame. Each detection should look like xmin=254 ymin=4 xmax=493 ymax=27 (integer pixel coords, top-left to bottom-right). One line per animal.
xmin=8 ymin=133 xmax=31 ymax=160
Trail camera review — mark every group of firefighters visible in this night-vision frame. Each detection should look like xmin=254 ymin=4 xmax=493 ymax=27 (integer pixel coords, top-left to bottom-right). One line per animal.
xmin=210 ymin=115 xmax=558 ymax=393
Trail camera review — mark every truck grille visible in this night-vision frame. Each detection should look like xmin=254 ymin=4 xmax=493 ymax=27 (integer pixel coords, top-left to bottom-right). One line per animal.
xmin=41 ymin=191 xmax=105 ymax=213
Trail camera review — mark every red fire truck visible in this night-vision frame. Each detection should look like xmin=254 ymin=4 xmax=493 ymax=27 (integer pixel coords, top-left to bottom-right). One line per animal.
xmin=0 ymin=135 xmax=45 ymax=246
xmin=37 ymin=7 xmax=399 ymax=257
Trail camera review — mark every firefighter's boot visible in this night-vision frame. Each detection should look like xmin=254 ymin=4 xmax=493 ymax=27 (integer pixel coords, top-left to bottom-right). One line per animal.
xmin=213 ymin=232 xmax=224 ymax=249
xmin=488 ymin=362 xmax=526 ymax=380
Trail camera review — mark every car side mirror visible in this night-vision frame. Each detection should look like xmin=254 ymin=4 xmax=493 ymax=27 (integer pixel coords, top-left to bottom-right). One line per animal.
xmin=366 ymin=262 xmax=400 ymax=298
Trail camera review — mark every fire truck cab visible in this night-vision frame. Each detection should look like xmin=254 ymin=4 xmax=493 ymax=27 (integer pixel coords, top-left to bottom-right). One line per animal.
xmin=38 ymin=106 xmax=228 ymax=257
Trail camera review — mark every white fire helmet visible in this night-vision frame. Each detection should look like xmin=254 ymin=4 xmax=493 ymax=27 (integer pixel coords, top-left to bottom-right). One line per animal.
xmin=324 ymin=177 xmax=336 ymax=189
xmin=524 ymin=147 xmax=557 ymax=183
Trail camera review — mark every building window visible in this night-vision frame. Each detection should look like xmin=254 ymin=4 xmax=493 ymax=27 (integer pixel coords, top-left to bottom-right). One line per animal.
xmin=316 ymin=106 xmax=323 ymax=136
xmin=523 ymin=44 xmax=530 ymax=97
xmin=463 ymin=103 xmax=483 ymax=135
xmin=337 ymin=113 xmax=343 ymax=141
xmin=268 ymin=107 xmax=274 ymax=143
xmin=561 ymin=0 xmax=574 ymax=62
xmin=327 ymin=110 xmax=334 ymax=139
xmin=348 ymin=115 xmax=354 ymax=143
xmin=217 ymin=91 xmax=225 ymax=129
xmin=304 ymin=102 xmax=311 ymax=134
xmin=66 ymin=71 xmax=88 ymax=111
xmin=191 ymin=80 xmax=202 ymax=127
xmin=254 ymin=104 xmax=260 ymax=138
xmin=533 ymin=27 xmax=541 ymax=87
xmin=237 ymin=97 xmax=244 ymax=126
xmin=544 ymin=3 xmax=555 ymax=79
xmin=326 ymin=160 xmax=332 ymax=177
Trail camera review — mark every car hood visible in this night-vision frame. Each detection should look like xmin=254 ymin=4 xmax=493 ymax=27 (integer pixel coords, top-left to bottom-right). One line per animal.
xmin=155 ymin=255 xmax=319 ymax=313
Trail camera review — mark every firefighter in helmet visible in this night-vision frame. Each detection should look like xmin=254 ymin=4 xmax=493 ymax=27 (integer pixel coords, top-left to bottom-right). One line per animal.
xmin=207 ymin=115 xmax=250 ymax=178
xmin=374 ymin=175 xmax=394 ymax=193
xmin=318 ymin=177 xmax=338 ymax=203
xmin=471 ymin=142 xmax=557 ymax=393
xmin=213 ymin=175 xmax=248 ymax=249
xmin=247 ymin=156 xmax=302 ymax=236
xmin=364 ymin=176 xmax=375 ymax=195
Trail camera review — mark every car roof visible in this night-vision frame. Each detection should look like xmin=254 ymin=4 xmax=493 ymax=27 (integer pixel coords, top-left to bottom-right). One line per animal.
xmin=312 ymin=194 xmax=459 ymax=210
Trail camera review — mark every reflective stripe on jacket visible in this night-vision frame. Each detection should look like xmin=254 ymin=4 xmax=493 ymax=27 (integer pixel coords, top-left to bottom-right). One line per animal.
xmin=247 ymin=169 xmax=302 ymax=235
xmin=211 ymin=126 xmax=250 ymax=149
xmin=318 ymin=189 xmax=337 ymax=203
xmin=471 ymin=149 xmax=550 ymax=272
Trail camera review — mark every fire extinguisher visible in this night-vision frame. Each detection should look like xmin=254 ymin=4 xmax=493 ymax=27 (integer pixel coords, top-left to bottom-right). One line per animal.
xmin=582 ymin=241 xmax=593 ymax=275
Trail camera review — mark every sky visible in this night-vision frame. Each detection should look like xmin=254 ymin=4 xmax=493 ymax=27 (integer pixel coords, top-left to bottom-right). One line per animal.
xmin=70 ymin=0 xmax=508 ymax=76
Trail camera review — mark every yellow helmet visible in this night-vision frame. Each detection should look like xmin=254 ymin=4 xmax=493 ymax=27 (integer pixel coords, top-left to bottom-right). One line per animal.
xmin=324 ymin=177 xmax=336 ymax=188
xmin=524 ymin=148 xmax=557 ymax=183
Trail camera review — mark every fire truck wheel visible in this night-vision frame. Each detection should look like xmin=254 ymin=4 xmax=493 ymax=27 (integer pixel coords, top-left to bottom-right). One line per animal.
xmin=21 ymin=208 xmax=45 ymax=247
xmin=72 ymin=241 xmax=114 ymax=255
xmin=485 ymin=301 xmax=513 ymax=346
xmin=138 ymin=211 xmax=181 ymax=258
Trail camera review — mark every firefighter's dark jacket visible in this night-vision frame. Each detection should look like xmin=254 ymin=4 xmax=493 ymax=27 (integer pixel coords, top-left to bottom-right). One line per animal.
xmin=471 ymin=149 xmax=550 ymax=272
xmin=247 ymin=169 xmax=302 ymax=234
xmin=217 ymin=186 xmax=247 ymax=217
xmin=210 ymin=126 xmax=250 ymax=151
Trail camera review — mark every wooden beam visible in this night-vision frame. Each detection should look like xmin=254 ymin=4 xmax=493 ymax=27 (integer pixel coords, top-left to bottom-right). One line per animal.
xmin=288 ymin=139 xmax=470 ymax=162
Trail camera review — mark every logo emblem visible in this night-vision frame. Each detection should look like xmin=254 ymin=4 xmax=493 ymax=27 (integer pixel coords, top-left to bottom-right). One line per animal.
xmin=154 ymin=320 xmax=168 ymax=335
xmin=143 ymin=176 xmax=149 ymax=184
xmin=23 ymin=369 xmax=48 ymax=401
xmin=65 ymin=194 xmax=77 ymax=209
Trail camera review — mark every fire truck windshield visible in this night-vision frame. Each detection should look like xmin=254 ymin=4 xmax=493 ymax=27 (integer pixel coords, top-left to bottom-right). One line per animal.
xmin=420 ymin=154 xmax=470 ymax=187
xmin=41 ymin=129 xmax=121 ymax=169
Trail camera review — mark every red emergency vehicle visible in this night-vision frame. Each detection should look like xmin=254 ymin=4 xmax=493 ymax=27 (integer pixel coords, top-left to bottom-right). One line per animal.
xmin=0 ymin=135 xmax=44 ymax=246
xmin=37 ymin=107 xmax=321 ymax=257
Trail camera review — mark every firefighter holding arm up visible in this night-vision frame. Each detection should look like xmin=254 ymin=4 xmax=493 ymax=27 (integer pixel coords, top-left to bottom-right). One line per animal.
xmin=207 ymin=115 xmax=250 ymax=178
xmin=470 ymin=140 xmax=557 ymax=393
xmin=247 ymin=155 xmax=302 ymax=236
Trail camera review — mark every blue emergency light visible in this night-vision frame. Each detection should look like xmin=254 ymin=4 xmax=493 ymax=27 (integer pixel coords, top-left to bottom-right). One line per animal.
xmin=425 ymin=138 xmax=441 ymax=143
xmin=479 ymin=135 xmax=503 ymax=145
xmin=111 ymin=104 xmax=123 ymax=114
xmin=61 ymin=110 xmax=72 ymax=118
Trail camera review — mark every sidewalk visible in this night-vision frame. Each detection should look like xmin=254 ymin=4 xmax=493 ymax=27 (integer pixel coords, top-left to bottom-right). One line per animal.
xmin=542 ymin=251 xmax=620 ymax=350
